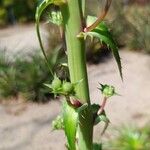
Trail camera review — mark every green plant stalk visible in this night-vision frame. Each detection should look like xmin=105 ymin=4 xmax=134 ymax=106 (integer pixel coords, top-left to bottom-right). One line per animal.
xmin=61 ymin=0 xmax=93 ymax=149
xmin=61 ymin=1 xmax=89 ymax=104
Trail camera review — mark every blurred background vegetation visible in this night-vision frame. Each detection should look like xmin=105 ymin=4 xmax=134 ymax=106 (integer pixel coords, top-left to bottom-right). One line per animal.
xmin=0 ymin=0 xmax=37 ymax=26
xmin=0 ymin=48 xmax=67 ymax=102
xmin=104 ymin=124 xmax=150 ymax=150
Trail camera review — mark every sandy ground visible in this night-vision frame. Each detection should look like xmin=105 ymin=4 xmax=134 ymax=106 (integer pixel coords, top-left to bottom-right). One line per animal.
xmin=0 ymin=25 xmax=150 ymax=150
xmin=0 ymin=24 xmax=48 ymax=60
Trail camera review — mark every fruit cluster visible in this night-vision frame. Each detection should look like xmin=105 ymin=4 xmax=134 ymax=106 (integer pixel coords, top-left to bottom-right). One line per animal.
xmin=46 ymin=75 xmax=75 ymax=96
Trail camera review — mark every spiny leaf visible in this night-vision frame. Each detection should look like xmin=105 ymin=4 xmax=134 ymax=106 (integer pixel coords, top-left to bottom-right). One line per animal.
xmin=86 ymin=16 xmax=108 ymax=32
xmin=91 ymin=30 xmax=122 ymax=80
xmin=63 ymin=100 xmax=78 ymax=150
xmin=85 ymin=16 xmax=123 ymax=80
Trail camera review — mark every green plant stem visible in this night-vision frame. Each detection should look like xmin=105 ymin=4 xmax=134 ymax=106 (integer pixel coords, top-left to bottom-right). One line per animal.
xmin=61 ymin=1 xmax=89 ymax=104
xmin=61 ymin=1 xmax=93 ymax=149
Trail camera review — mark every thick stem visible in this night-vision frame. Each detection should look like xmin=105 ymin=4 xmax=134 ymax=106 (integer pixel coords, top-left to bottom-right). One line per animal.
xmin=61 ymin=0 xmax=90 ymax=104
xmin=61 ymin=1 xmax=93 ymax=149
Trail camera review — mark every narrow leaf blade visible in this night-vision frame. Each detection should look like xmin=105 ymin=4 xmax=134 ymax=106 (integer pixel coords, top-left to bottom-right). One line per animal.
xmin=63 ymin=100 xmax=78 ymax=150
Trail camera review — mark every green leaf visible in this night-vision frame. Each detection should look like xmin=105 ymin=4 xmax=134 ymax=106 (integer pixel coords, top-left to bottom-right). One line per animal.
xmin=85 ymin=16 xmax=123 ymax=80
xmin=44 ymin=83 xmax=52 ymax=89
xmin=77 ymin=103 xmax=88 ymax=113
xmin=94 ymin=114 xmax=110 ymax=125
xmin=91 ymin=104 xmax=100 ymax=115
xmin=63 ymin=100 xmax=78 ymax=150
xmin=91 ymin=103 xmax=110 ymax=135
xmin=94 ymin=114 xmax=110 ymax=135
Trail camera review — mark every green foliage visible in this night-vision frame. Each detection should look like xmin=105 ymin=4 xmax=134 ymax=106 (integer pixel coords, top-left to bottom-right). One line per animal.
xmin=62 ymin=82 xmax=74 ymax=94
xmin=63 ymin=100 xmax=78 ymax=150
xmin=110 ymin=1 xmax=150 ymax=52
xmin=79 ymin=16 xmax=122 ymax=79
xmin=0 ymin=0 xmax=67 ymax=26
xmin=2 ymin=0 xmax=14 ymax=7
xmin=0 ymin=48 xmax=64 ymax=102
xmin=48 ymin=8 xmax=63 ymax=26
xmin=94 ymin=114 xmax=109 ymax=126
xmin=0 ymin=53 xmax=19 ymax=98
xmin=45 ymin=76 xmax=75 ymax=96
xmin=35 ymin=0 xmax=66 ymax=76
xmin=109 ymin=1 xmax=135 ymax=47
xmin=0 ymin=0 xmax=37 ymax=26
xmin=106 ymin=126 xmax=150 ymax=150
xmin=15 ymin=55 xmax=52 ymax=102
xmin=0 ymin=7 xmax=7 ymax=26
xmin=51 ymin=75 xmax=62 ymax=90
xmin=35 ymin=0 xmax=56 ymax=76
xmin=35 ymin=0 xmax=122 ymax=149
xmin=0 ymin=67 xmax=19 ymax=98
xmin=126 ymin=5 xmax=150 ymax=52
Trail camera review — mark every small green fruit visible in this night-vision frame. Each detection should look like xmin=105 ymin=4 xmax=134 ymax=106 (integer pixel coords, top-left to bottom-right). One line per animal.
xmin=99 ymin=84 xmax=117 ymax=98
xmin=103 ymin=85 xmax=115 ymax=97
xmin=52 ymin=77 xmax=62 ymax=90
xmin=62 ymin=82 xmax=74 ymax=94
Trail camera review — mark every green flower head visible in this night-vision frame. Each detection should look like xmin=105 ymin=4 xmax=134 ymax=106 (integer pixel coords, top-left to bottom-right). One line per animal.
xmin=99 ymin=83 xmax=118 ymax=98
